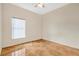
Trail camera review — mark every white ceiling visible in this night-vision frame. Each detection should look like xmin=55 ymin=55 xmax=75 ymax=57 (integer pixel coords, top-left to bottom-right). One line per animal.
xmin=12 ymin=3 xmax=68 ymax=15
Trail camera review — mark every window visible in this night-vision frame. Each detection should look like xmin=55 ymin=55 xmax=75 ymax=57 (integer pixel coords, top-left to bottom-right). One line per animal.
xmin=12 ymin=17 xmax=26 ymax=39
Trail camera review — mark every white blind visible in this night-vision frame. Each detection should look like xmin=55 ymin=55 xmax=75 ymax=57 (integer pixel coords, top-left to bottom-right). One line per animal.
xmin=12 ymin=17 xmax=26 ymax=39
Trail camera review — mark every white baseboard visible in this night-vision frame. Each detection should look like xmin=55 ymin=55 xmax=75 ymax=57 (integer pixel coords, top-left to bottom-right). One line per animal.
xmin=2 ymin=38 xmax=42 ymax=48
xmin=45 ymin=39 xmax=79 ymax=49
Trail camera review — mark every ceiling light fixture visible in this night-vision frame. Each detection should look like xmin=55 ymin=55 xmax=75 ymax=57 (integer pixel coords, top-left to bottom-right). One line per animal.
xmin=33 ymin=3 xmax=45 ymax=8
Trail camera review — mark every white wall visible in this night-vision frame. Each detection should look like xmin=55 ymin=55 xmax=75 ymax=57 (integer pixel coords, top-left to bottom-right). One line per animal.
xmin=43 ymin=4 xmax=79 ymax=49
xmin=2 ymin=4 xmax=42 ymax=48
xmin=0 ymin=4 xmax=2 ymax=54
xmin=2 ymin=3 xmax=79 ymax=49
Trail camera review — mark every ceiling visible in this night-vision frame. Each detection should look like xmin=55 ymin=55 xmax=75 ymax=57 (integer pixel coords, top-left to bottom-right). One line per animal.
xmin=12 ymin=3 xmax=68 ymax=15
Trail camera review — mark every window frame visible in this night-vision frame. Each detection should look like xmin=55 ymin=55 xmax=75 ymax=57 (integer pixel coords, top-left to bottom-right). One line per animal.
xmin=11 ymin=17 xmax=26 ymax=40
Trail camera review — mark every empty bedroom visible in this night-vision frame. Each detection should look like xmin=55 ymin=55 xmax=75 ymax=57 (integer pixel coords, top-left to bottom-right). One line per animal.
xmin=0 ymin=3 xmax=79 ymax=56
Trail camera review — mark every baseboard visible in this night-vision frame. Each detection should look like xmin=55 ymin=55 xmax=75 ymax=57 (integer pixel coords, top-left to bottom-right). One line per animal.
xmin=43 ymin=39 xmax=79 ymax=50
xmin=2 ymin=38 xmax=79 ymax=50
xmin=2 ymin=39 xmax=42 ymax=49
